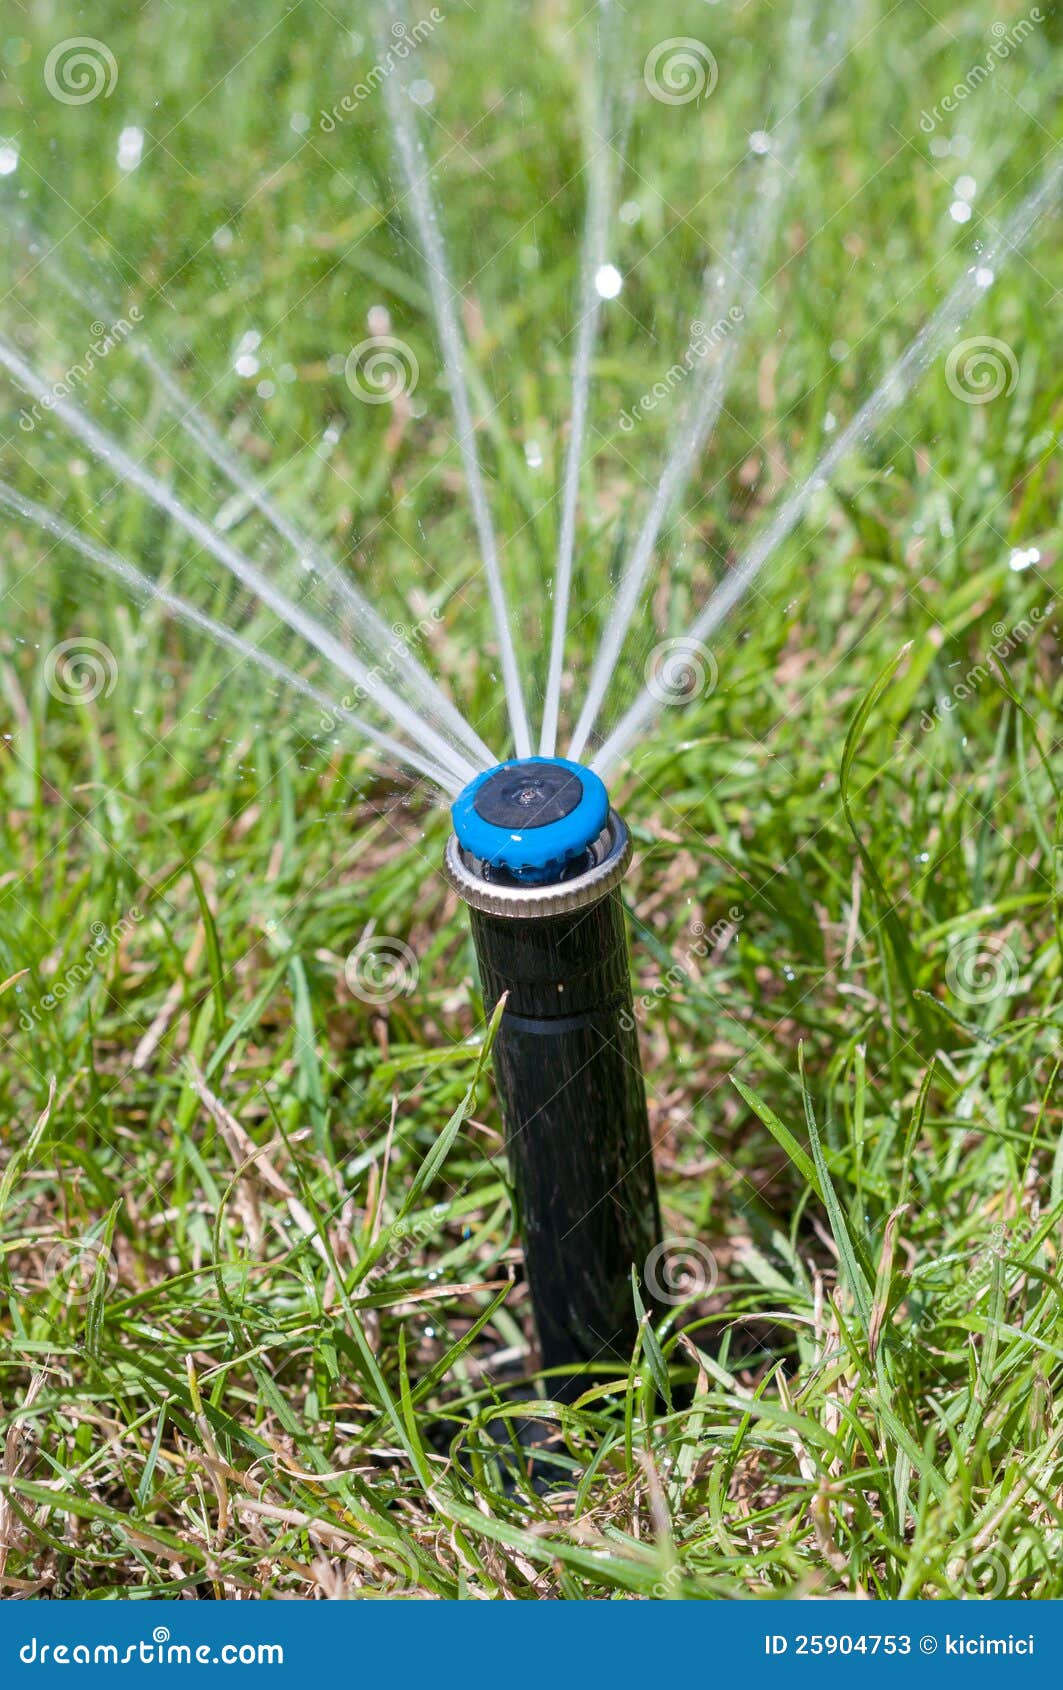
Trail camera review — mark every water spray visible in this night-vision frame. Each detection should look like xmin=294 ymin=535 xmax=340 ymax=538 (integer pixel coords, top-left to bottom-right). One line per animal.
xmin=445 ymin=757 xmax=662 ymax=1398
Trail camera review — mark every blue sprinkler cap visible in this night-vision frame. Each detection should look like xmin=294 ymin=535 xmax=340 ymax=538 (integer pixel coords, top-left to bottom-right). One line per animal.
xmin=451 ymin=757 xmax=610 ymax=885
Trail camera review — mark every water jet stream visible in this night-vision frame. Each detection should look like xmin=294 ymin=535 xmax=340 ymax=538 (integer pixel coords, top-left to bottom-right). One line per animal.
xmin=383 ymin=10 xmax=532 ymax=759
xmin=137 ymin=347 xmax=496 ymax=770
xmin=539 ymin=1 xmax=624 ymax=760
xmin=565 ymin=248 xmax=751 ymax=765
xmin=592 ymin=154 xmax=1063 ymax=777
xmin=0 ymin=334 xmax=480 ymax=788
xmin=567 ymin=1 xmax=845 ymax=764
xmin=3 ymin=221 xmax=491 ymax=768
xmin=0 ymin=480 xmax=459 ymax=793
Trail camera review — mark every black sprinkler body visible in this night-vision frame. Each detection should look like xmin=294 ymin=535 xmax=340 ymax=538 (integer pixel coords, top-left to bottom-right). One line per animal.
xmin=446 ymin=757 xmax=662 ymax=1398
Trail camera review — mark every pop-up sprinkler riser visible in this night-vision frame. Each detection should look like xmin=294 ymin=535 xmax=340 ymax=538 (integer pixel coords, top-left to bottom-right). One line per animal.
xmin=445 ymin=757 xmax=662 ymax=1397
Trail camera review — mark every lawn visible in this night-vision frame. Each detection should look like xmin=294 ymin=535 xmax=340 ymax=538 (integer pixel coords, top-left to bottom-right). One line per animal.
xmin=1 ymin=0 xmax=1062 ymax=1598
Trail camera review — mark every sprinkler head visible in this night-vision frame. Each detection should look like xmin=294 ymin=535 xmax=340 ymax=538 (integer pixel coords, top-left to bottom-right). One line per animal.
xmin=451 ymin=757 xmax=610 ymax=886
xmin=444 ymin=756 xmax=661 ymax=1391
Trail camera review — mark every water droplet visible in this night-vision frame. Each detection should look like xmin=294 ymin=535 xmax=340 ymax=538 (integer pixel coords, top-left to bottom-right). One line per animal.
xmin=1009 ymin=547 xmax=1040 ymax=572
xmin=955 ymin=174 xmax=977 ymax=202
xmin=116 ymin=126 xmax=144 ymax=171
xmin=289 ymin=111 xmax=310 ymax=134
xmin=595 ymin=263 xmax=622 ymax=300
xmin=974 ymin=266 xmax=994 ymax=289
xmin=949 ymin=201 xmax=972 ymax=224
xmin=409 ymin=79 xmax=434 ymax=107
xmin=0 ymin=141 xmax=19 ymax=176
xmin=524 ymin=440 xmax=543 ymax=469
xmin=749 ymin=130 xmax=771 ymax=155
xmin=234 ymin=326 xmax=261 ymax=373
xmin=212 ymin=225 xmax=234 ymax=251
xmin=619 ymin=199 xmax=641 ymax=225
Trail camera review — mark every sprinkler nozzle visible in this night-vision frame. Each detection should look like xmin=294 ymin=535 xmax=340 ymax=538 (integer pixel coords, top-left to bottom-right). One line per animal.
xmin=451 ymin=757 xmax=609 ymax=886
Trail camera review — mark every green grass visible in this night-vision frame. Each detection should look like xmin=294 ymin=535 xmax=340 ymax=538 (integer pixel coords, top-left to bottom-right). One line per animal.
xmin=1 ymin=0 xmax=1062 ymax=1599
